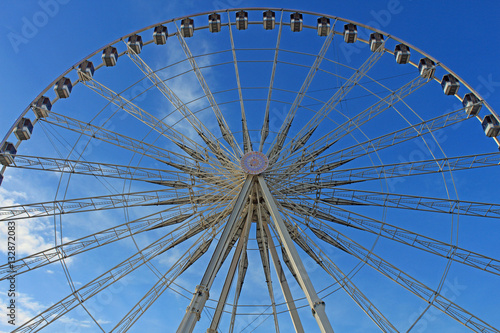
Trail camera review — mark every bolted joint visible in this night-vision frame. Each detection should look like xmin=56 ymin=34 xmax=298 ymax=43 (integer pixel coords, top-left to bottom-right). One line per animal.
xmin=311 ymin=300 xmax=326 ymax=315
xmin=195 ymin=284 xmax=209 ymax=297
xmin=184 ymin=285 xmax=210 ymax=321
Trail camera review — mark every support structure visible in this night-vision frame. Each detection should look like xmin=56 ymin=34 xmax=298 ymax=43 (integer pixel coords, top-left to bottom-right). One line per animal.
xmin=207 ymin=200 xmax=253 ymax=332
xmin=177 ymin=176 xmax=254 ymax=333
xmin=257 ymin=176 xmax=334 ymax=333
xmin=263 ymin=220 xmax=304 ymax=332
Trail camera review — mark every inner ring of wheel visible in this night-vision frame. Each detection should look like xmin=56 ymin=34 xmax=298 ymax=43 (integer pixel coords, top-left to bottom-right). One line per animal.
xmin=240 ymin=151 xmax=269 ymax=174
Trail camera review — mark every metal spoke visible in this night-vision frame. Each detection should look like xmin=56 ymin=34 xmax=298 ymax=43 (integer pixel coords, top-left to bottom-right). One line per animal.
xmin=0 ymin=186 xmax=237 ymax=280
xmin=12 ymin=201 xmax=230 ymax=333
xmin=80 ymin=76 xmax=212 ymax=160
xmin=0 ymin=209 xmax=193 ymax=280
xmin=257 ymin=176 xmax=334 ymax=333
xmin=40 ymin=111 xmax=223 ymax=174
xmin=111 ymin=229 xmax=216 ymax=333
xmin=271 ymin=104 xmax=471 ymax=176
xmin=293 ymin=214 xmax=499 ymax=333
xmin=273 ymin=74 xmax=431 ymax=174
xmin=284 ymin=186 xmax=500 ymax=219
xmin=123 ymin=41 xmax=238 ymax=166
xmin=177 ymin=176 xmax=254 ymax=332
xmin=259 ymin=10 xmax=284 ymax=152
xmin=175 ymin=22 xmax=243 ymax=157
xmin=5 ymin=154 xmax=203 ymax=186
xmin=304 ymin=152 xmax=500 ymax=184
xmin=267 ymin=21 xmax=337 ymax=163
xmin=227 ymin=12 xmax=252 ymax=153
xmin=277 ymin=191 xmax=500 ymax=276
xmin=0 ymin=185 xmax=233 ymax=221
xmin=274 ymin=39 xmax=387 ymax=164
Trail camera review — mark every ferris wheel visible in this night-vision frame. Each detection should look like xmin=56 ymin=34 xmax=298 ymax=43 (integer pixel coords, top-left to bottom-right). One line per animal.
xmin=1 ymin=7 xmax=500 ymax=332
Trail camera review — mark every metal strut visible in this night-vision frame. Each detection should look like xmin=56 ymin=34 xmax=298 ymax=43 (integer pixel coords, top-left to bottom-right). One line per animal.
xmin=176 ymin=176 xmax=254 ymax=333
xmin=257 ymin=176 xmax=334 ymax=333
xmin=207 ymin=199 xmax=253 ymax=332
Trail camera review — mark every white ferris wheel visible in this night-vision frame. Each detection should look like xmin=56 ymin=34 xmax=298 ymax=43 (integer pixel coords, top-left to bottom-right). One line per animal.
xmin=1 ymin=7 xmax=500 ymax=333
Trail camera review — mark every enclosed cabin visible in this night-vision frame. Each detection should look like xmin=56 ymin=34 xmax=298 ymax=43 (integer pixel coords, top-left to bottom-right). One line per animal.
xmin=394 ymin=44 xmax=410 ymax=64
xmin=0 ymin=142 xmax=16 ymax=166
xmin=418 ymin=57 xmax=435 ymax=79
xmin=344 ymin=23 xmax=357 ymax=43
xmin=54 ymin=77 xmax=72 ymax=99
xmin=236 ymin=10 xmax=248 ymax=30
xmin=77 ymin=60 xmax=94 ymax=81
xmin=263 ymin=10 xmax=275 ymax=30
xmin=102 ymin=46 xmax=118 ymax=67
xmin=369 ymin=32 xmax=384 ymax=52
xmin=290 ymin=12 xmax=303 ymax=32
xmin=32 ymin=96 xmax=52 ymax=118
xmin=181 ymin=18 xmax=194 ymax=37
xmin=14 ymin=118 xmax=33 ymax=141
xmin=482 ymin=115 xmax=500 ymax=137
xmin=441 ymin=74 xmax=460 ymax=96
xmin=208 ymin=13 xmax=221 ymax=33
xmin=127 ymin=34 xmax=143 ymax=54
xmin=317 ymin=17 xmax=330 ymax=36
xmin=462 ymin=93 xmax=482 ymax=117
xmin=153 ymin=25 xmax=168 ymax=45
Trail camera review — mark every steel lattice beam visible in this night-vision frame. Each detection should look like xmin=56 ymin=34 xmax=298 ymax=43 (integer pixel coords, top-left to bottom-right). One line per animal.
xmin=259 ymin=10 xmax=284 ymax=152
xmin=304 ymin=219 xmax=499 ymax=333
xmin=0 ymin=186 xmax=231 ymax=221
xmin=267 ymin=23 xmax=337 ymax=163
xmin=268 ymin=209 xmax=398 ymax=333
xmin=13 ymin=208 xmax=227 ymax=333
xmin=41 ymin=111 xmax=219 ymax=176
xmin=111 ymin=235 xmax=214 ymax=333
xmin=124 ymin=42 xmax=237 ymax=167
xmin=175 ymin=22 xmax=242 ymax=158
xmin=81 ymin=77 xmax=211 ymax=160
xmin=284 ymin=186 xmax=500 ymax=219
xmin=278 ymin=194 xmax=500 ymax=276
xmin=0 ymin=209 xmax=196 ymax=280
xmin=177 ymin=176 xmax=254 ymax=332
xmin=257 ymin=176 xmax=334 ymax=333
xmin=275 ymin=74 xmax=430 ymax=174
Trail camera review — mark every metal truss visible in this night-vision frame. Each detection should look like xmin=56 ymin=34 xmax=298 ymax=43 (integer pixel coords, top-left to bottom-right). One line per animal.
xmin=6 ymin=8 xmax=500 ymax=333
xmin=175 ymin=21 xmax=242 ymax=157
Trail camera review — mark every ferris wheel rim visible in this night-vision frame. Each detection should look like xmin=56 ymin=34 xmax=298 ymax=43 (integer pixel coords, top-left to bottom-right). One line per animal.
xmin=2 ymin=7 xmax=499 ymax=333
xmin=1 ymin=7 xmax=498 ymax=155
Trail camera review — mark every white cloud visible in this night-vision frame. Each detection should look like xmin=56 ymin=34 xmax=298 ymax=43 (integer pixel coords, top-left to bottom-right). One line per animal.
xmin=153 ymin=38 xmax=221 ymax=146
xmin=0 ymin=188 xmax=53 ymax=257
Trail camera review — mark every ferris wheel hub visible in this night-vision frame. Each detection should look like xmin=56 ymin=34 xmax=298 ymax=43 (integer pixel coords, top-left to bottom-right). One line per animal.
xmin=240 ymin=151 xmax=269 ymax=174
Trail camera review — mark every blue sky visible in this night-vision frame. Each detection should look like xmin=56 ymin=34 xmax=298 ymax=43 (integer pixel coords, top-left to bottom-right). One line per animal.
xmin=0 ymin=1 xmax=500 ymax=332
